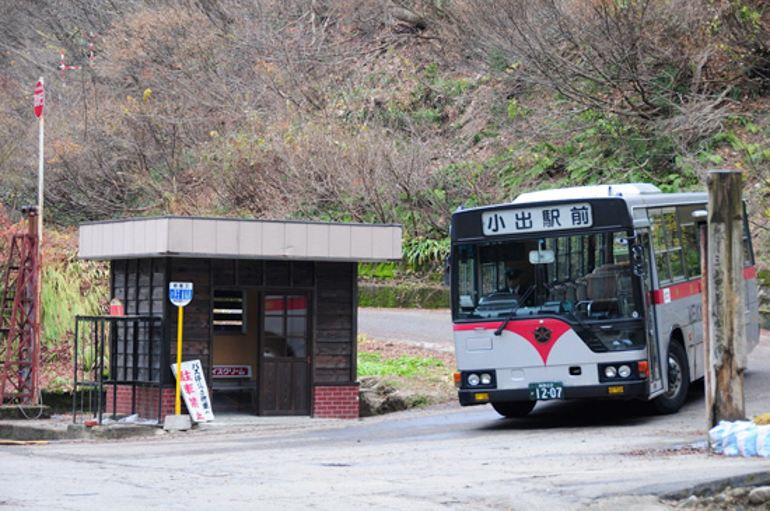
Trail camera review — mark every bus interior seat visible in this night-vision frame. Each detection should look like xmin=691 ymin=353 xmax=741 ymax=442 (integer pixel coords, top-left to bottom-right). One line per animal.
xmin=550 ymin=281 xmax=581 ymax=303
xmin=585 ymin=272 xmax=617 ymax=300
xmin=564 ymin=282 xmax=579 ymax=302
xmin=584 ymin=263 xmax=630 ymax=300
xmin=574 ymin=280 xmax=588 ymax=301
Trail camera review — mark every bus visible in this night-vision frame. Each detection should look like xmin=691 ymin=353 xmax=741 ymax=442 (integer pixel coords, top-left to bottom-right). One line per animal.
xmin=450 ymin=183 xmax=759 ymax=418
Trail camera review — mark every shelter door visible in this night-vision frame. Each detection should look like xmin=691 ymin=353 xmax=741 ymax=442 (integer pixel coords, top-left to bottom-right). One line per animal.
xmin=260 ymin=294 xmax=311 ymax=415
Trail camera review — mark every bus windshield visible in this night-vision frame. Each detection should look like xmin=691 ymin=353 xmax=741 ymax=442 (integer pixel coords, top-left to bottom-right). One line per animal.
xmin=453 ymin=230 xmax=642 ymax=324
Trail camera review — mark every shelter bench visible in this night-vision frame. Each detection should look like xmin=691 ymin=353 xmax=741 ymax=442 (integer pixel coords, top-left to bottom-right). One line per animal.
xmin=211 ymin=365 xmax=256 ymax=411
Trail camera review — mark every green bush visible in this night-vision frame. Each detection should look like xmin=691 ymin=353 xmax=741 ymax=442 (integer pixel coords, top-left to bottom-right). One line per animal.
xmin=358 ymin=283 xmax=449 ymax=309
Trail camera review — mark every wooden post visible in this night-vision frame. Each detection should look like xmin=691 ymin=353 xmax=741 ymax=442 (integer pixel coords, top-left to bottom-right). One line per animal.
xmin=705 ymin=170 xmax=746 ymax=428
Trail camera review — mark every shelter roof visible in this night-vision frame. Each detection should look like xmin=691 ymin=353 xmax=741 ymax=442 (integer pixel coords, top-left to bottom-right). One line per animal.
xmin=79 ymin=216 xmax=402 ymax=262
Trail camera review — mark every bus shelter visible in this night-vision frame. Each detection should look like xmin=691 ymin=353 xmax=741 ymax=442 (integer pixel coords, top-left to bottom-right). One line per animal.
xmin=78 ymin=216 xmax=402 ymax=421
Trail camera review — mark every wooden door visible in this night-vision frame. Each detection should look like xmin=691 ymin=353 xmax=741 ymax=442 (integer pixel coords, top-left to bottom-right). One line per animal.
xmin=260 ymin=294 xmax=311 ymax=415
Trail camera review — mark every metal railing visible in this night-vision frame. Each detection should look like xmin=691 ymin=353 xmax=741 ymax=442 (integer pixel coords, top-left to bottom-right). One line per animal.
xmin=73 ymin=315 xmax=164 ymax=425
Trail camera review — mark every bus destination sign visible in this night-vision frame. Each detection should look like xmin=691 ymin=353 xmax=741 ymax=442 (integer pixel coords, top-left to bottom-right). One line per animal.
xmin=482 ymin=202 xmax=593 ymax=236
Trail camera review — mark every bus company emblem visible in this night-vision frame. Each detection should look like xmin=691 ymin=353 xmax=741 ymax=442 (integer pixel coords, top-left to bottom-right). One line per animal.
xmin=533 ymin=326 xmax=552 ymax=344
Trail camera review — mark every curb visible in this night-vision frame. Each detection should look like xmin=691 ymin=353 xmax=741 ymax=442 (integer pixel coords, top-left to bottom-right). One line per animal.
xmin=660 ymin=471 xmax=770 ymax=499
xmin=0 ymin=420 xmax=161 ymax=442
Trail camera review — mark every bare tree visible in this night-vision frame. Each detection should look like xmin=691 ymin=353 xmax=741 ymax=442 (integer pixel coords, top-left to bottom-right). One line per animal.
xmin=448 ymin=0 xmax=723 ymax=119
xmin=712 ymin=0 xmax=770 ymax=87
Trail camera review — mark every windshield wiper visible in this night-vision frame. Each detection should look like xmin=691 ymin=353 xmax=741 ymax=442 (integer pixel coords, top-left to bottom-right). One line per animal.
xmin=494 ymin=285 xmax=535 ymax=336
xmin=564 ymin=303 xmax=588 ymax=330
xmin=564 ymin=304 xmax=608 ymax=352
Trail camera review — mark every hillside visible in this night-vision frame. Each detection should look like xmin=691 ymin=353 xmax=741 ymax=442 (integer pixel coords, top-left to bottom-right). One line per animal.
xmin=0 ymin=0 xmax=769 ymax=280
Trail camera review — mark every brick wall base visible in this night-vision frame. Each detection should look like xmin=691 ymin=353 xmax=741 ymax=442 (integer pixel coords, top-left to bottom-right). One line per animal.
xmin=313 ymin=384 xmax=359 ymax=419
xmin=105 ymin=385 xmax=176 ymax=421
xmin=106 ymin=384 xmax=360 ymax=421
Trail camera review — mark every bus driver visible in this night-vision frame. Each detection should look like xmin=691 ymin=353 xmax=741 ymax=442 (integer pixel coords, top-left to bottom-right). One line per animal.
xmin=502 ymin=268 xmax=523 ymax=295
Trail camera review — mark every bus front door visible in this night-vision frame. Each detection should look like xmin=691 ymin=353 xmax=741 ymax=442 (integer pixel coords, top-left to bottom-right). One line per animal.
xmin=637 ymin=234 xmax=664 ymax=397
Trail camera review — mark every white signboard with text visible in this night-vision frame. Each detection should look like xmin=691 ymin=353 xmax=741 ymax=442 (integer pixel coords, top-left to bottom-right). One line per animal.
xmin=171 ymin=359 xmax=215 ymax=423
xmin=482 ymin=203 xmax=593 ymax=236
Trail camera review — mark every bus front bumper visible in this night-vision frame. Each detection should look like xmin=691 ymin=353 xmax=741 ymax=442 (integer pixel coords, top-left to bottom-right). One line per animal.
xmin=458 ymin=381 xmax=648 ymax=406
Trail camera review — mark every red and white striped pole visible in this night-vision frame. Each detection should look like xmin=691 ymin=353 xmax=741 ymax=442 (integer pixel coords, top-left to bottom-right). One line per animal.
xmin=34 ymin=78 xmax=45 ymax=405
xmin=88 ymin=33 xmax=98 ymax=68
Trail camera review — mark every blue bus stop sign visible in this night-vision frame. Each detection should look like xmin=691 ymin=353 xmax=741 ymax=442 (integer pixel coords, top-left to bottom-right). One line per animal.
xmin=169 ymin=282 xmax=193 ymax=307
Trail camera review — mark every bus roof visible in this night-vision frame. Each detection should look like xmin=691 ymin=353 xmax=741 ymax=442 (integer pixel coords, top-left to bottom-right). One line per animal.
xmin=511 ymin=183 xmax=709 ymax=224
xmin=512 ymin=183 xmax=662 ymax=204
xmin=451 ymin=183 xmax=710 ymax=242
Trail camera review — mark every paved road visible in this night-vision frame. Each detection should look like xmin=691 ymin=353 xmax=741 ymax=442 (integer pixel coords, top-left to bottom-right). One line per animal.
xmin=3 ymin=393 xmax=769 ymax=510
xmin=358 ymin=307 xmax=453 ymax=352
xmin=3 ymin=332 xmax=770 ymax=510
xmin=3 ymin=310 xmax=769 ymax=510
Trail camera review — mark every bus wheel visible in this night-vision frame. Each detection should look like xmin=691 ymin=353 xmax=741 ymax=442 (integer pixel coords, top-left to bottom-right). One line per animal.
xmin=492 ymin=401 xmax=536 ymax=418
xmin=653 ymin=341 xmax=689 ymax=414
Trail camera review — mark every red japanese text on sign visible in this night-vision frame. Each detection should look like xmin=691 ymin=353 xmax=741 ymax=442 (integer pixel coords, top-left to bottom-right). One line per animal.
xmin=171 ymin=360 xmax=215 ymax=423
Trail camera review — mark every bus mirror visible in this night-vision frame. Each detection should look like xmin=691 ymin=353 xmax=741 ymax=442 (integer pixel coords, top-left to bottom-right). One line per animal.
xmin=631 ymin=245 xmax=646 ymax=276
xmin=529 ymin=249 xmax=555 ymax=265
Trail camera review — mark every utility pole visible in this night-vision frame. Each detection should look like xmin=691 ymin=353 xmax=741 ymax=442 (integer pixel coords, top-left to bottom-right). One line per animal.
xmin=705 ymin=170 xmax=746 ymax=428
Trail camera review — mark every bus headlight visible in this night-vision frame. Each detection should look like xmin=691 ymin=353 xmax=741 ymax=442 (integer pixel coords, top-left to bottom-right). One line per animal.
xmin=599 ymin=362 xmax=644 ymax=382
xmin=459 ymin=370 xmax=497 ymax=389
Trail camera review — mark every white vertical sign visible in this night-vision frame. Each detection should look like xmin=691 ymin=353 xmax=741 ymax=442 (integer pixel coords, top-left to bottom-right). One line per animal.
xmin=171 ymin=359 xmax=215 ymax=422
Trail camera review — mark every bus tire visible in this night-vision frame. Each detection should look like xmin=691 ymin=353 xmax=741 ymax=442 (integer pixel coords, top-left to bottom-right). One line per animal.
xmin=492 ymin=401 xmax=536 ymax=418
xmin=653 ymin=341 xmax=689 ymax=414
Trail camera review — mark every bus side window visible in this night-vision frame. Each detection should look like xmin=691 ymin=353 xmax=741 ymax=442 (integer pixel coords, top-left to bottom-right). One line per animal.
xmin=680 ymin=223 xmax=701 ymax=279
xmin=651 ymin=209 xmax=686 ymax=284
xmin=650 ymin=211 xmax=670 ymax=283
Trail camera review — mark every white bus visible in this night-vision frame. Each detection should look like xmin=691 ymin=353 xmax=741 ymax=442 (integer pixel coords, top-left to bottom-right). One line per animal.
xmin=450 ymin=183 xmax=759 ymax=417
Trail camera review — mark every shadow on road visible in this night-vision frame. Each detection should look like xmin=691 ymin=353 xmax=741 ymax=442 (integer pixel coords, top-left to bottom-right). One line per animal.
xmin=480 ymin=382 xmax=706 ymax=431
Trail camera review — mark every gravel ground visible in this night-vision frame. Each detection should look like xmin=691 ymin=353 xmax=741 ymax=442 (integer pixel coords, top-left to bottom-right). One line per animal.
xmin=357 ymin=336 xmax=457 ymax=409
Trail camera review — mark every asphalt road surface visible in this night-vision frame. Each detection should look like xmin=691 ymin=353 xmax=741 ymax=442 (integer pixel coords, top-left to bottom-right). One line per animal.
xmin=3 ymin=311 xmax=770 ymax=510
xmin=3 ymin=385 xmax=770 ymax=510
xmin=358 ymin=307 xmax=454 ymax=352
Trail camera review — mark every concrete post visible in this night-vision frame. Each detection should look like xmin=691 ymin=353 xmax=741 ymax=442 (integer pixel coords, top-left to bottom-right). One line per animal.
xmin=705 ymin=170 xmax=746 ymax=428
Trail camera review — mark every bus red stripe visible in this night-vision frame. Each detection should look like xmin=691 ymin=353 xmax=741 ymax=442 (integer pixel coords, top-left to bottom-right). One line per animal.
xmin=453 ymin=319 xmax=572 ymax=365
xmin=652 ymin=266 xmax=756 ymax=305
xmin=651 ymin=280 xmax=701 ymax=304
xmin=453 ymin=322 xmax=503 ymax=331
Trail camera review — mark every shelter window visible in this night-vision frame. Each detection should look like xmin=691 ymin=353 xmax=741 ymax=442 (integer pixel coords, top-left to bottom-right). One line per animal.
xmin=213 ymin=290 xmax=246 ymax=334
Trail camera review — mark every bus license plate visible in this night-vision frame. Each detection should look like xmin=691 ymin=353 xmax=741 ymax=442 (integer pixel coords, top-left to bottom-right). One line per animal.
xmin=529 ymin=381 xmax=563 ymax=401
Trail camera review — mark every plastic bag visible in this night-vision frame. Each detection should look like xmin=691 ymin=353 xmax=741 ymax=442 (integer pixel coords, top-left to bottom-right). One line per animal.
xmin=709 ymin=420 xmax=756 ymax=456
xmin=709 ymin=420 xmax=770 ymax=457
xmin=758 ymin=426 xmax=770 ymax=458
xmin=709 ymin=421 xmax=729 ymax=454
